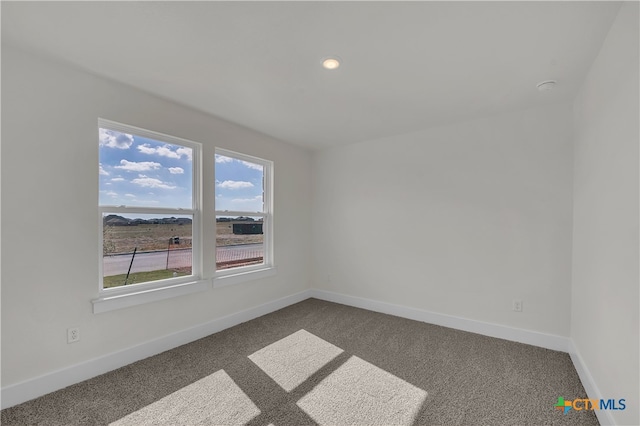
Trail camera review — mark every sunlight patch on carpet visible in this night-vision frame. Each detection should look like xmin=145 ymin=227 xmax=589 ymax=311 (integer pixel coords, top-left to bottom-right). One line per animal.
xmin=297 ymin=356 xmax=427 ymax=426
xmin=248 ymin=329 xmax=344 ymax=392
xmin=110 ymin=370 xmax=260 ymax=425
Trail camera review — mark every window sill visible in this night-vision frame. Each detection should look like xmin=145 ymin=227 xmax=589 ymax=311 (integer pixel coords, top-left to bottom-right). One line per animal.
xmin=92 ymin=279 xmax=210 ymax=314
xmin=213 ymin=266 xmax=277 ymax=288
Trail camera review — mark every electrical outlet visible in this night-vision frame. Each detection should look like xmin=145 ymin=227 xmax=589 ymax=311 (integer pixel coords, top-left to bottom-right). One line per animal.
xmin=67 ymin=327 xmax=80 ymax=344
xmin=513 ymin=299 xmax=523 ymax=312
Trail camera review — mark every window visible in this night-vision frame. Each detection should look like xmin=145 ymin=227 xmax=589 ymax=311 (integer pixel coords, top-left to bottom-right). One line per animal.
xmin=215 ymin=148 xmax=273 ymax=279
xmin=98 ymin=119 xmax=201 ymax=293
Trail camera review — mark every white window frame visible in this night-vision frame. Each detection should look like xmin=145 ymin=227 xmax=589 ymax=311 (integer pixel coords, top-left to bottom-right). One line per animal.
xmin=214 ymin=148 xmax=275 ymax=287
xmin=94 ymin=119 xmax=206 ymax=313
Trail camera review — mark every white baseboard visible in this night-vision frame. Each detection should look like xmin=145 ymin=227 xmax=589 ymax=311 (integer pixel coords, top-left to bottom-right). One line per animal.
xmin=0 ymin=290 xmax=313 ymax=410
xmin=568 ymin=340 xmax=616 ymax=426
xmin=309 ymin=289 xmax=570 ymax=352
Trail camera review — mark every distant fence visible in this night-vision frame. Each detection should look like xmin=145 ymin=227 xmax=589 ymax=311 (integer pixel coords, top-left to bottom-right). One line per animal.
xmin=103 ymin=244 xmax=264 ymax=276
xmin=166 ymin=247 xmax=192 ymax=270
xmin=216 ymin=246 xmax=263 ymax=270
xmin=216 ymin=247 xmax=263 ymax=262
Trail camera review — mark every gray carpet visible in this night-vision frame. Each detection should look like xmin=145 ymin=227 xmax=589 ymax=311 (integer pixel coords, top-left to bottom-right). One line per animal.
xmin=1 ymin=298 xmax=598 ymax=425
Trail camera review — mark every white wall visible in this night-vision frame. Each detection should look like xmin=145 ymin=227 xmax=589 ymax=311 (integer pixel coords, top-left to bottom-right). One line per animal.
xmin=312 ymin=102 xmax=574 ymax=336
xmin=1 ymin=46 xmax=312 ymax=387
xmin=571 ymin=3 xmax=639 ymax=425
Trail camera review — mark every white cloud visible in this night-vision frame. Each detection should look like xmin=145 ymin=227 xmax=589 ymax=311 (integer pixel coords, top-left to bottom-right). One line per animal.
xmin=115 ymin=160 xmax=162 ymax=172
xmin=217 ymin=180 xmax=254 ymax=189
xmin=138 ymin=144 xmax=179 ymax=158
xmin=106 ymin=191 xmax=118 ymax=197
xmin=215 ymin=155 xmax=262 ymax=171
xmin=168 ymin=167 xmax=184 ymax=174
xmin=131 ymin=174 xmax=176 ymax=189
xmin=241 ymin=161 xmax=263 ymax=171
xmin=125 ymin=193 xmax=136 ymax=198
xmin=99 ymin=128 xmax=134 ymax=149
xmin=231 ymin=195 xmax=263 ymax=203
xmin=177 ymin=147 xmax=192 ymax=161
xmin=136 ymin=143 xmax=192 ymax=161
xmin=137 ymin=144 xmax=192 ymax=160
xmin=111 ymin=177 xmax=125 ymax=182
xmin=99 ymin=163 xmax=109 ymax=176
xmin=215 ymin=154 xmax=233 ymax=163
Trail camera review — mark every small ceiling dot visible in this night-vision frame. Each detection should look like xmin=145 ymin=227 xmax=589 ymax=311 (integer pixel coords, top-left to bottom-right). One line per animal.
xmin=536 ymin=80 xmax=557 ymax=92
xmin=322 ymin=57 xmax=341 ymax=70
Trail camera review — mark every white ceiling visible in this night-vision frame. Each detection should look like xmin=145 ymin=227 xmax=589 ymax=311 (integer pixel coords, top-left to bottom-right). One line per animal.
xmin=1 ymin=1 xmax=621 ymax=150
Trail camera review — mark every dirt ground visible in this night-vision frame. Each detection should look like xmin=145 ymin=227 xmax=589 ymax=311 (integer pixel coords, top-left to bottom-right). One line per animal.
xmin=104 ymin=222 xmax=263 ymax=254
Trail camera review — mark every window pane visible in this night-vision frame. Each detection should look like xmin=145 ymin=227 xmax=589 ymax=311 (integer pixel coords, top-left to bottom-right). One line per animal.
xmin=99 ymin=128 xmax=193 ymax=209
xmin=215 ymin=154 xmax=264 ymax=213
xmin=216 ymin=216 xmax=264 ymax=270
xmin=103 ymin=213 xmax=193 ymax=288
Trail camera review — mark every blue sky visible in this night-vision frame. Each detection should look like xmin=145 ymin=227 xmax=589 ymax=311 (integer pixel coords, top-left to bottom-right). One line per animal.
xmin=99 ymin=128 xmax=193 ymax=209
xmin=99 ymin=127 xmax=264 ymax=213
xmin=215 ymin=154 xmax=264 ymax=213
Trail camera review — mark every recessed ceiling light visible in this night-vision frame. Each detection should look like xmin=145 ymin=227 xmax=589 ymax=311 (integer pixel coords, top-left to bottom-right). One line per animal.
xmin=322 ymin=57 xmax=341 ymax=70
xmin=536 ymin=80 xmax=557 ymax=92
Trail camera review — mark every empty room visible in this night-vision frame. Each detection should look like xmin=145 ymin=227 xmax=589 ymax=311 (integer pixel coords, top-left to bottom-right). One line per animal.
xmin=1 ymin=1 xmax=638 ymax=425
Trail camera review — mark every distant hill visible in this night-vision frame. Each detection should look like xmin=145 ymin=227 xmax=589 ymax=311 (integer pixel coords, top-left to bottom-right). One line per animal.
xmin=103 ymin=214 xmax=192 ymax=226
xmin=103 ymin=215 xmax=261 ymax=226
xmin=216 ymin=216 xmax=262 ymax=222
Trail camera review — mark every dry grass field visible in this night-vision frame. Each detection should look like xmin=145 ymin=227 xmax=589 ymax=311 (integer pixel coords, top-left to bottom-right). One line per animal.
xmin=104 ymin=222 xmax=262 ymax=255
xmin=215 ymin=221 xmax=263 ymax=247
xmin=103 ymin=223 xmax=193 ymax=254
